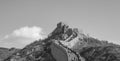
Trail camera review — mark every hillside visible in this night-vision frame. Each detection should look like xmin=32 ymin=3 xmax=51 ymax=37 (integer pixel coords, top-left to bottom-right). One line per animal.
xmin=0 ymin=47 xmax=19 ymax=61
xmin=2 ymin=22 xmax=120 ymax=61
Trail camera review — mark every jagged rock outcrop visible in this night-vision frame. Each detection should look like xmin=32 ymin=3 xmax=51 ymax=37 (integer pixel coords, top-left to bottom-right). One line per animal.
xmin=3 ymin=22 xmax=120 ymax=61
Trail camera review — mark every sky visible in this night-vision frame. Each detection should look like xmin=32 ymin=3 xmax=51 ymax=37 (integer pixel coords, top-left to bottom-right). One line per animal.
xmin=0 ymin=0 xmax=120 ymax=48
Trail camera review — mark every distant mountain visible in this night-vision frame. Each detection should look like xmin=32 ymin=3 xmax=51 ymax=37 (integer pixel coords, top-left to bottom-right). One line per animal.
xmin=2 ymin=22 xmax=120 ymax=61
xmin=0 ymin=47 xmax=19 ymax=61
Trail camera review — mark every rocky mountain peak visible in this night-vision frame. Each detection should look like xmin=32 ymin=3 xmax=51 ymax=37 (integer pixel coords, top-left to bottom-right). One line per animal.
xmin=57 ymin=22 xmax=69 ymax=30
xmin=49 ymin=22 xmax=69 ymax=36
xmin=49 ymin=22 xmax=85 ymax=41
xmin=3 ymin=22 xmax=120 ymax=61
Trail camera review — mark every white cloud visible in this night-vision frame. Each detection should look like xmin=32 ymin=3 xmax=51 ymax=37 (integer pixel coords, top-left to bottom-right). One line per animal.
xmin=4 ymin=35 xmax=9 ymax=39
xmin=12 ymin=26 xmax=45 ymax=40
xmin=0 ymin=26 xmax=46 ymax=48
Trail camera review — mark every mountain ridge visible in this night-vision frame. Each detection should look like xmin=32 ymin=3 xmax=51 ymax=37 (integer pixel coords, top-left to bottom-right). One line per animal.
xmin=1 ymin=22 xmax=120 ymax=61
